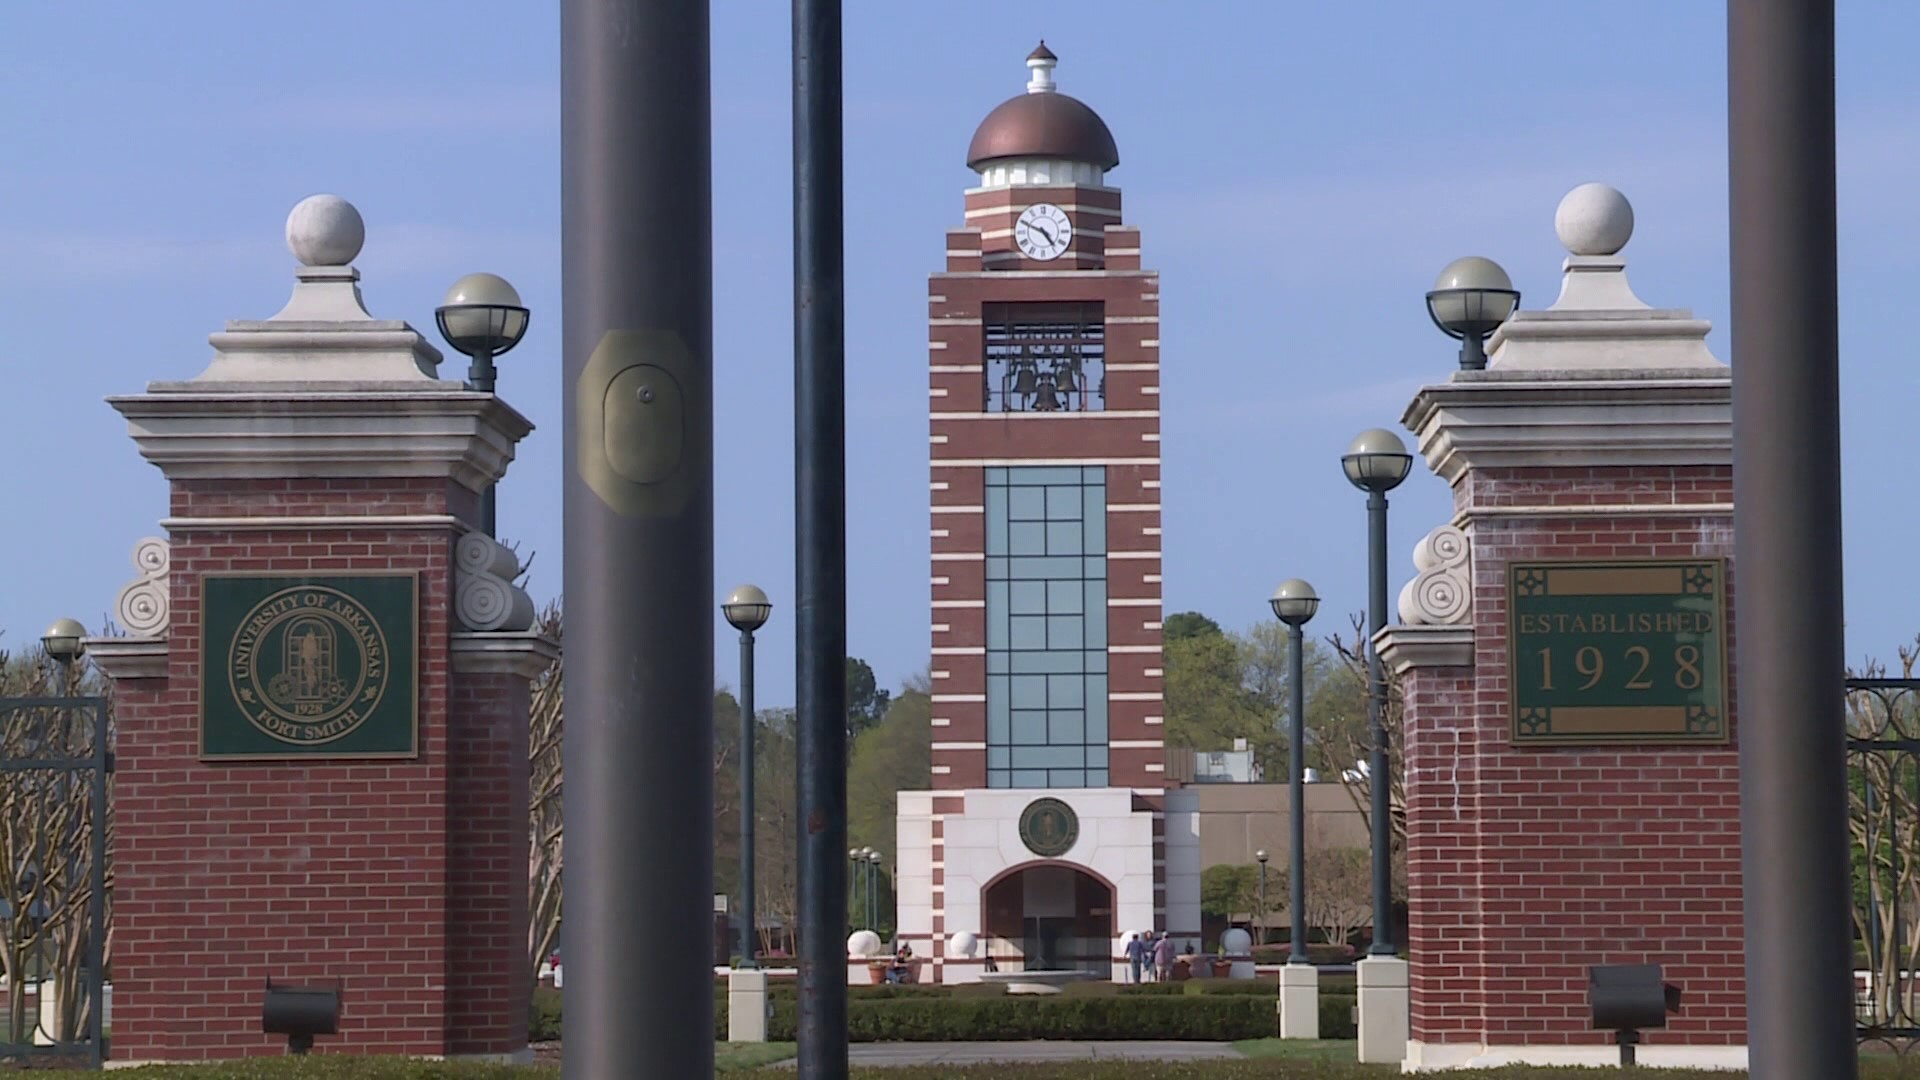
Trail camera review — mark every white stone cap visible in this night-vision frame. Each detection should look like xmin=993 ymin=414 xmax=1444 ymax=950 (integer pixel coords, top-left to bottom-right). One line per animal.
xmin=1484 ymin=184 xmax=1724 ymax=373
xmin=159 ymin=195 xmax=453 ymax=389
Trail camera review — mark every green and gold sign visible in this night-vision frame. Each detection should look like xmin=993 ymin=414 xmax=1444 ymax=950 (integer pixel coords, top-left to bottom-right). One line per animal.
xmin=1018 ymin=797 xmax=1080 ymax=858
xmin=200 ymin=573 xmax=420 ymax=760
xmin=1508 ymin=558 xmax=1728 ymax=747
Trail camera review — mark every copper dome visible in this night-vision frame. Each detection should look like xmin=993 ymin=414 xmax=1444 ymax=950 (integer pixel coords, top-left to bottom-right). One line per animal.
xmin=965 ymin=45 xmax=1118 ymax=171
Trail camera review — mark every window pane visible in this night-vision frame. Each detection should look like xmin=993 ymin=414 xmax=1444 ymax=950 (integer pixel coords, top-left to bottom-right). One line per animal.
xmin=1009 ymin=522 xmax=1046 ymax=556
xmin=1082 ymin=465 xmax=1104 ymax=483
xmin=1086 ymin=769 xmax=1108 ymax=786
xmin=988 ymin=675 xmax=1008 ymax=716
xmin=1046 ymin=521 xmax=1082 ymax=555
xmin=1083 ymin=487 xmax=1106 ymax=553
xmin=1011 ymin=556 xmax=1083 ymax=579
xmin=985 ymin=488 xmax=1008 ymax=556
xmin=1010 ymin=674 xmax=1047 ymax=709
xmin=1087 ymin=649 xmax=1107 ymax=673
xmin=1048 ymin=673 xmax=1085 ymax=708
xmin=987 ymin=650 xmax=1008 ymax=674
xmin=1047 ymin=579 xmax=1082 ymax=615
xmin=1011 ymin=650 xmax=1080 ymax=674
xmin=989 ymin=770 xmax=1009 ymax=789
xmin=987 ymin=606 xmax=1008 ymax=651
xmin=1046 ymin=486 xmax=1080 ymax=520
xmin=1010 ymin=616 xmax=1046 ymax=650
xmin=1048 ymin=710 xmax=1084 ymax=744
xmin=1014 ymin=745 xmax=1083 ymax=769
xmin=988 ymin=708 xmax=1009 ymax=745
xmin=1012 ymin=769 xmax=1049 ymax=787
xmin=1084 ymin=556 xmax=1106 ymax=578
xmin=986 ymin=467 xmax=1007 ymax=484
xmin=988 ymin=746 xmax=1009 ymax=768
xmin=986 ymin=556 xmax=1008 ymax=580
xmin=1011 ymin=711 xmax=1047 ymax=745
xmin=1049 ymin=769 xmax=1087 ymax=788
xmin=1010 ymin=581 xmax=1045 ymax=614
xmin=1048 ymin=615 xmax=1083 ymax=650
xmin=1085 ymin=583 xmax=1108 ymax=648
xmin=1010 ymin=487 xmax=1045 ymax=520
xmin=1086 ymin=677 xmax=1108 ymax=741
xmin=1012 ymin=466 xmax=1081 ymax=485
xmin=1087 ymin=746 xmax=1109 ymax=769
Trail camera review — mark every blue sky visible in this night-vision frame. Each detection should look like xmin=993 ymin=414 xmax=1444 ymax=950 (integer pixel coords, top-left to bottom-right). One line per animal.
xmin=5 ymin=2 xmax=1920 ymax=706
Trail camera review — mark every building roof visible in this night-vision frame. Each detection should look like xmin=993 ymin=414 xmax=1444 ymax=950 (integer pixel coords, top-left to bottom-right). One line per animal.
xmin=965 ymin=45 xmax=1119 ymax=171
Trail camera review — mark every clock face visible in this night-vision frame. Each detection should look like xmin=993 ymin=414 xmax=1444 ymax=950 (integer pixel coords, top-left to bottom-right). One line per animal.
xmin=1014 ymin=203 xmax=1073 ymax=261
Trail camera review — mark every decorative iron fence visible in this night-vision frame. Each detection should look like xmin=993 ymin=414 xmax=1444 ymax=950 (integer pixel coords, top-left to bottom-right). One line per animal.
xmin=0 ymin=695 xmax=110 ymax=1068
xmin=1848 ymin=677 xmax=1920 ymax=1055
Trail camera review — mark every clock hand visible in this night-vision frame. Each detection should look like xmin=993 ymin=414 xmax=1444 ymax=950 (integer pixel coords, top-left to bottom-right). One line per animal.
xmin=1033 ymin=223 xmax=1056 ymax=247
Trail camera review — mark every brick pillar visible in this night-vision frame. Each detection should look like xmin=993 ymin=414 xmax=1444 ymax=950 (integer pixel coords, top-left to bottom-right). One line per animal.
xmin=1380 ymin=185 xmax=1747 ymax=1072
xmin=82 ymin=196 xmax=553 ymax=1063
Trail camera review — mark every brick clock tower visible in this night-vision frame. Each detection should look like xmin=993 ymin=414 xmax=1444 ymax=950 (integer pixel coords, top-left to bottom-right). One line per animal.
xmin=894 ymin=45 xmax=1201 ymax=984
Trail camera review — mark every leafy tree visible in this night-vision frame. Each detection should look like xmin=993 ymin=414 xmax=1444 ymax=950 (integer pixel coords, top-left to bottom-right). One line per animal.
xmin=1303 ymin=840 xmax=1372 ymax=953
xmin=1162 ymin=620 xmax=1265 ymax=765
xmin=1163 ymin=611 xmax=1224 ymax=643
xmin=1199 ymin=863 xmax=1258 ymax=922
xmin=847 ymin=687 xmax=932 ymax=868
xmin=846 ymin=657 xmax=892 ymax=741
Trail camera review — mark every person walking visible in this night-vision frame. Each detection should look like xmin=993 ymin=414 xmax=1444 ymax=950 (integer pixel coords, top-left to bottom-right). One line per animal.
xmin=1152 ymin=931 xmax=1176 ymax=983
xmin=1124 ymin=933 xmax=1145 ymax=984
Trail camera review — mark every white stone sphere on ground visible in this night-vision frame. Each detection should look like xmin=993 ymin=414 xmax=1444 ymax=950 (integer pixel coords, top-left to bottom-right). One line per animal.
xmin=846 ymin=929 xmax=883 ymax=958
xmin=947 ymin=931 xmax=978 ymax=957
xmin=1221 ymin=928 xmax=1253 ymax=954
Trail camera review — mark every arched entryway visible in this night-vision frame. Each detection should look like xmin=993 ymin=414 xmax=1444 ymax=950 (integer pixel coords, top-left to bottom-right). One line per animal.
xmin=981 ymin=862 xmax=1116 ymax=974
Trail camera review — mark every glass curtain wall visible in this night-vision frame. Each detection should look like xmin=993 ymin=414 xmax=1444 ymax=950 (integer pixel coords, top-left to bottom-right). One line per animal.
xmin=984 ymin=465 xmax=1109 ymax=788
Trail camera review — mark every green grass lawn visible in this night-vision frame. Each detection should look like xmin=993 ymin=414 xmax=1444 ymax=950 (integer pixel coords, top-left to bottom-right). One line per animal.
xmin=1231 ymin=1038 xmax=1374 ymax=1065
xmin=718 ymin=1041 xmax=797 ymax=1071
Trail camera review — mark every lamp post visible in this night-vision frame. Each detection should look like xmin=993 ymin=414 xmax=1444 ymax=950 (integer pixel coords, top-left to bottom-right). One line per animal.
xmin=723 ymin=586 xmax=773 ymax=968
xmin=848 ymin=848 xmax=863 ymax=931
xmin=867 ymin=849 xmax=883 ymax=931
xmin=1342 ymin=430 xmax=1411 ymax=957
xmin=435 ymin=272 xmax=530 ymax=538
xmin=1270 ymin=579 xmax=1320 ymax=964
xmin=1425 ymin=257 xmax=1519 ymax=372
xmin=1254 ymin=849 xmax=1269 ymax=944
xmin=41 ymin=619 xmax=86 ymax=694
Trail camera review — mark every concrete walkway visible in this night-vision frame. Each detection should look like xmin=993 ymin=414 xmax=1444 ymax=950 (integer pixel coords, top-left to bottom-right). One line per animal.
xmin=774 ymin=1041 xmax=1240 ymax=1066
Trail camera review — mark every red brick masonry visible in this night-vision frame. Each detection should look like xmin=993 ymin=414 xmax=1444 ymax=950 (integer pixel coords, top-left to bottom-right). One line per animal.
xmin=1405 ymin=466 xmax=1744 ymax=1049
xmin=108 ymin=476 xmax=527 ymax=1060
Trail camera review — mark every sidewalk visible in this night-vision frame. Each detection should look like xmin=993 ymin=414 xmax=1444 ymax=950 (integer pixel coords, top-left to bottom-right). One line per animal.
xmin=774 ymin=1041 xmax=1241 ymax=1066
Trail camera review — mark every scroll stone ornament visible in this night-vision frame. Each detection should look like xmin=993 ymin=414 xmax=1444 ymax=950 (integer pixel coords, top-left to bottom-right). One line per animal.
xmin=1397 ymin=524 xmax=1471 ymax=626
xmin=114 ymin=537 xmax=172 ymax=636
xmin=454 ymin=532 xmax=537 ymax=632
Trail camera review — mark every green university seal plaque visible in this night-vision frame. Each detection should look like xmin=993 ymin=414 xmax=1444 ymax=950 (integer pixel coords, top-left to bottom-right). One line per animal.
xmin=201 ymin=573 xmax=419 ymax=760
xmin=231 ymin=584 xmax=390 ymax=745
xmin=1018 ymin=797 xmax=1079 ymax=858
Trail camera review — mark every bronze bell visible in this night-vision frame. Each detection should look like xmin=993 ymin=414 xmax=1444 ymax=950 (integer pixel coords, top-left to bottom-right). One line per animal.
xmin=1034 ymin=374 xmax=1059 ymax=411
xmin=1056 ymin=361 xmax=1079 ymax=394
xmin=1012 ymin=361 xmax=1038 ymax=396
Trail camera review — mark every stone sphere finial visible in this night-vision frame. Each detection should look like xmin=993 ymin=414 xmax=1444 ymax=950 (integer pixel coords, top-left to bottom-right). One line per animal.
xmin=1555 ymin=183 xmax=1634 ymax=256
xmin=285 ymin=194 xmax=366 ymax=267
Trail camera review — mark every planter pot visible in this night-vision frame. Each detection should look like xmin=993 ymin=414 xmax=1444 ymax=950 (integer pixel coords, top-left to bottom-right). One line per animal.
xmin=867 ymin=961 xmax=889 ymax=985
xmin=1210 ymin=960 xmax=1233 ymax=978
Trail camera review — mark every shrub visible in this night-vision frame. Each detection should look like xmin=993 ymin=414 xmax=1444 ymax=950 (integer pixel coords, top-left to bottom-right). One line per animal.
xmin=1250 ymin=944 xmax=1356 ymax=965
xmin=529 ymin=987 xmax=562 ymax=1042
xmin=1320 ymin=993 xmax=1357 ymax=1039
xmin=713 ymin=989 xmax=1274 ymax=1042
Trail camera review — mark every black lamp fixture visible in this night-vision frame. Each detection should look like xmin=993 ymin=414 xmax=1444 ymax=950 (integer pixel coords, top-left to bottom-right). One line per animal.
xmin=1426 ymin=256 xmax=1520 ymax=371
xmin=435 ymin=272 xmax=530 ymax=538
xmin=262 ymin=979 xmax=341 ymax=1056
xmin=1588 ymin=963 xmax=1682 ymax=1066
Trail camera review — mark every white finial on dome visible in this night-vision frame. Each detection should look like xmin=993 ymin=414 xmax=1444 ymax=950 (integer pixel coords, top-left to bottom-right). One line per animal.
xmin=286 ymin=194 xmax=366 ymax=267
xmin=1026 ymin=41 xmax=1058 ymax=94
xmin=1554 ymin=182 xmax=1634 ymax=257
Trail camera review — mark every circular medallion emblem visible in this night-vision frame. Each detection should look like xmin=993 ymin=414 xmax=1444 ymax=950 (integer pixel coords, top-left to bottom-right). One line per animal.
xmin=228 ymin=585 xmax=391 ymax=746
xmin=1018 ymin=797 xmax=1080 ymax=858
